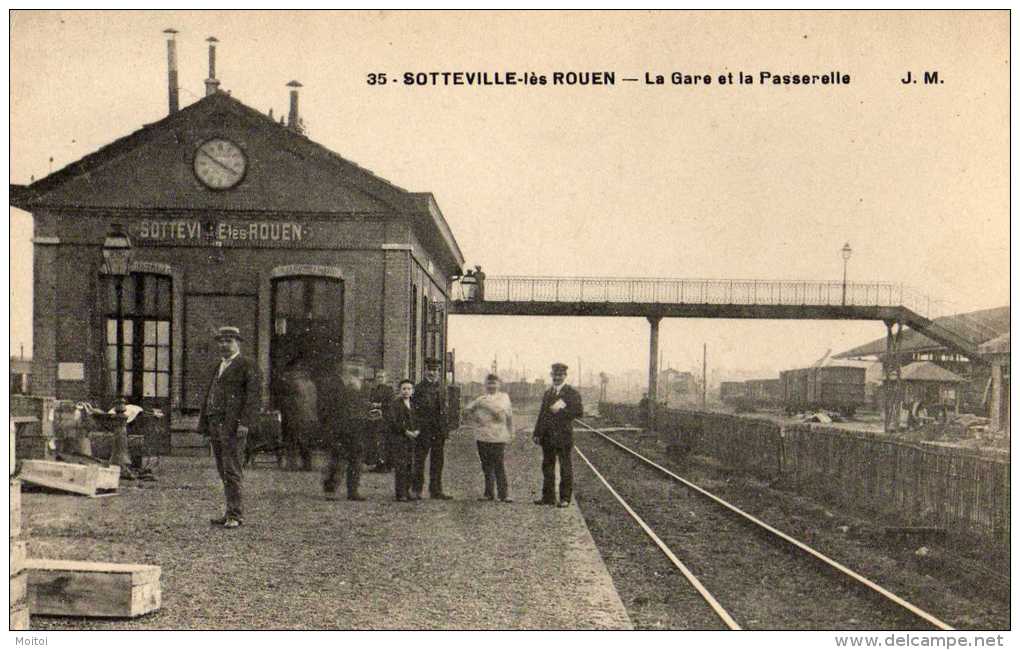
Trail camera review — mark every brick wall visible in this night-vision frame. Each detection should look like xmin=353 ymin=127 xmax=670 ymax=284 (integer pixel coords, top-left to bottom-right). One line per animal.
xmin=30 ymin=208 xmax=439 ymax=415
xmin=31 ymin=240 xmax=58 ymax=398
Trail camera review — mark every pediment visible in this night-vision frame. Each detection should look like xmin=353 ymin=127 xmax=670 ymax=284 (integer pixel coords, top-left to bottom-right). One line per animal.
xmin=22 ymin=94 xmax=396 ymax=215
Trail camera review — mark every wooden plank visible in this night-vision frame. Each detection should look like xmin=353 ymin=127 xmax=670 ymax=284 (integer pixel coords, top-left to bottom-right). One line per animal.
xmin=9 ymin=600 xmax=30 ymax=630
xmin=131 ymin=579 xmax=162 ymax=615
xmin=10 ymin=571 xmax=26 ymax=604
xmin=10 ymin=540 xmax=26 ymax=577
xmin=26 ymin=558 xmax=161 ymax=618
xmin=94 ymin=465 xmax=121 ymax=491
xmin=19 ymin=460 xmax=119 ymax=497
xmin=10 ymin=479 xmax=21 ymax=538
xmin=27 ymin=559 xmax=160 ymax=583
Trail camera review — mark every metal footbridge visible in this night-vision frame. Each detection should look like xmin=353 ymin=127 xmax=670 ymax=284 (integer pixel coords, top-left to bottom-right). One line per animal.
xmin=449 ymin=276 xmax=992 ymax=363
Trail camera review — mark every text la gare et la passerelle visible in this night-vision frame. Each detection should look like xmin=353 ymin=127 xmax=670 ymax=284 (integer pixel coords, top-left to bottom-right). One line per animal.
xmin=368 ymin=70 xmax=851 ymax=86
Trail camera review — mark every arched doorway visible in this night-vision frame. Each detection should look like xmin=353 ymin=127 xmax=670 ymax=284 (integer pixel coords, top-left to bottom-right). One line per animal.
xmin=270 ymin=274 xmax=345 ymax=408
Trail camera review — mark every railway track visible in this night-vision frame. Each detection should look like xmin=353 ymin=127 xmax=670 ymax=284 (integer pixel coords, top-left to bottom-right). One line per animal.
xmin=573 ymin=419 xmax=954 ymax=631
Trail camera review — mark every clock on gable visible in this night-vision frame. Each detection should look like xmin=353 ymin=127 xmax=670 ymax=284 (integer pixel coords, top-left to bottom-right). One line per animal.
xmin=193 ymin=138 xmax=247 ymax=190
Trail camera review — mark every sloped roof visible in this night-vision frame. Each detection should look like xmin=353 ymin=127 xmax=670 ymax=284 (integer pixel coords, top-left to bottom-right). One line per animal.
xmin=16 ymin=91 xmax=408 ymax=207
xmin=11 ymin=91 xmax=465 ymax=272
xmin=835 ymin=305 xmax=1010 ymax=359
xmin=979 ymin=333 xmax=1010 ymax=355
xmin=900 ymin=361 xmax=965 ymax=383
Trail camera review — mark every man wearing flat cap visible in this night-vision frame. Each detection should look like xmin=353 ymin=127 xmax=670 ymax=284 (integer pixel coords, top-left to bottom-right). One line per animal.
xmin=198 ymin=326 xmax=260 ymax=528
xmin=533 ymin=362 xmax=583 ymax=507
xmin=411 ymin=357 xmax=452 ymax=500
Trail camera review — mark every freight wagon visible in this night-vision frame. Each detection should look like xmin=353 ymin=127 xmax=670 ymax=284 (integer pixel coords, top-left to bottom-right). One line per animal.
xmin=719 ymin=381 xmax=748 ymax=406
xmin=779 ymin=365 xmax=867 ymax=416
xmin=746 ymin=378 xmax=782 ymax=409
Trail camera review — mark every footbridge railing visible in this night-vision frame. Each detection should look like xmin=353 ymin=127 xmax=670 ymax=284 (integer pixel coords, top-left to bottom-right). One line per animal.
xmin=469 ymin=273 xmax=909 ymax=304
xmin=470 ymin=276 xmax=908 ymax=308
xmin=451 ymin=276 xmax=993 ymax=361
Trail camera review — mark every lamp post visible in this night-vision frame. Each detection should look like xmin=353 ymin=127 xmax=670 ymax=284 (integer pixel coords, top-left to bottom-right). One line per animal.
xmin=102 ymin=224 xmax=134 ymax=469
xmin=841 ymin=242 xmax=852 ymax=306
xmin=459 ymin=272 xmax=479 ymax=301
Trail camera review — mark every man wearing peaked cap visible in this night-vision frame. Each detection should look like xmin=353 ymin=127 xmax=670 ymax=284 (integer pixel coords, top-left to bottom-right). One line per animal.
xmin=198 ymin=326 xmax=259 ymax=528
xmin=411 ymin=357 xmax=452 ymax=500
xmin=532 ymin=362 xmax=583 ymax=508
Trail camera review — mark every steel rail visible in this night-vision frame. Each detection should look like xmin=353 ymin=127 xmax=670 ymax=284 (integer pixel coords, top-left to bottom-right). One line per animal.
xmin=574 ymin=445 xmax=742 ymax=630
xmin=573 ymin=418 xmax=954 ymax=631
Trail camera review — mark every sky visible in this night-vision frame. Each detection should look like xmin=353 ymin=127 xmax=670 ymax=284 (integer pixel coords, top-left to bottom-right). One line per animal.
xmin=8 ymin=10 xmax=1010 ymax=383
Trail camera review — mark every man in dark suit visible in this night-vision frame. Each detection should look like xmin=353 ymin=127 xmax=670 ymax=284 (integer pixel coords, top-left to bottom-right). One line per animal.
xmin=321 ymin=356 xmax=371 ymax=501
xmin=198 ymin=326 xmax=260 ymax=529
xmin=533 ymin=362 xmax=584 ymax=508
xmin=411 ymin=357 xmax=452 ymax=500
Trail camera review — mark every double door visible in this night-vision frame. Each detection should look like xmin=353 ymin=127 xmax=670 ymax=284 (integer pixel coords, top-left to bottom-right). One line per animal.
xmin=103 ymin=273 xmax=173 ymax=415
xmin=270 ymin=276 xmax=344 ymax=410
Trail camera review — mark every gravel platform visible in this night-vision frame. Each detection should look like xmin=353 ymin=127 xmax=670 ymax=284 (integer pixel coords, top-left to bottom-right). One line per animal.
xmin=21 ymin=429 xmax=631 ymax=630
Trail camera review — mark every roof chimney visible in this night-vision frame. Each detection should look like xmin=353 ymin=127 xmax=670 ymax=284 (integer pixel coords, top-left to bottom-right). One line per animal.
xmin=205 ymin=36 xmax=221 ymax=96
xmin=164 ymin=28 xmax=179 ymax=114
xmin=287 ymin=80 xmax=303 ymax=132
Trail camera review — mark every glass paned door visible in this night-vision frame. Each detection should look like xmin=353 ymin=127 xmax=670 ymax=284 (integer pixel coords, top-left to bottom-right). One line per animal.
xmin=103 ymin=273 xmax=173 ymax=411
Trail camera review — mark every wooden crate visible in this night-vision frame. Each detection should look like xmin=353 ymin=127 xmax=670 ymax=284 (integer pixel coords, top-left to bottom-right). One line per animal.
xmin=27 ymin=559 xmax=161 ymax=618
xmin=10 ymin=479 xmax=21 ymax=537
xmin=10 ymin=540 xmax=26 ymax=577
xmin=20 ymin=460 xmax=119 ymax=497
xmin=13 ymin=417 xmax=53 ymax=462
xmin=9 ymin=474 xmax=29 ymax=630
xmin=9 ymin=599 xmax=29 ymax=630
xmin=10 ymin=395 xmax=55 ymax=438
xmin=10 ymin=571 xmax=26 ymax=605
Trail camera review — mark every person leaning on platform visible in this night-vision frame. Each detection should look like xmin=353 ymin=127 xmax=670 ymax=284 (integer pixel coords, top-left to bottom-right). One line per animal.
xmin=198 ymin=326 xmax=260 ymax=529
xmin=412 ymin=357 xmax=453 ymax=500
xmin=463 ymin=374 xmax=514 ymax=503
xmin=387 ymin=379 xmax=420 ymax=501
xmin=320 ymin=356 xmax=371 ymax=501
xmin=532 ymin=362 xmax=583 ymax=508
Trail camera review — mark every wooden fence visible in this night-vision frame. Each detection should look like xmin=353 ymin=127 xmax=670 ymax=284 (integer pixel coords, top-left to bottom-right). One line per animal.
xmin=597 ymin=403 xmax=1010 ymax=548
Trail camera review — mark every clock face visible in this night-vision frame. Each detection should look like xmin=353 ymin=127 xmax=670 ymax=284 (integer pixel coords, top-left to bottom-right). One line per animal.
xmin=193 ymin=138 xmax=247 ymax=190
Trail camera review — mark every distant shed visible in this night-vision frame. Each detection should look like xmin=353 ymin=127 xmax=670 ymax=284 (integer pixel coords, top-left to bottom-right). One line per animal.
xmin=979 ymin=334 xmax=1010 ymax=434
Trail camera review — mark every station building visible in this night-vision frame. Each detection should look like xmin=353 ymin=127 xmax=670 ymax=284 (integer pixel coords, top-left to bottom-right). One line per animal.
xmin=11 ymin=47 xmax=465 ymax=425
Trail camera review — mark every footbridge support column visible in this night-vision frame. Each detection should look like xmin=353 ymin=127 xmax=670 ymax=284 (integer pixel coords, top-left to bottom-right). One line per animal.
xmin=883 ymin=320 xmax=904 ymax=433
xmin=647 ymin=316 xmax=661 ymax=429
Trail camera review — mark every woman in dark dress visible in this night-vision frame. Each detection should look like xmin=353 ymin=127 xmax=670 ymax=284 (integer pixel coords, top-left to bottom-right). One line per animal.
xmin=386 ymin=380 xmax=420 ymax=501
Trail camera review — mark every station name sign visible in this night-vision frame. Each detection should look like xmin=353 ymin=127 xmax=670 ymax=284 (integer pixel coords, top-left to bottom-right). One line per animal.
xmin=131 ymin=220 xmax=309 ymax=246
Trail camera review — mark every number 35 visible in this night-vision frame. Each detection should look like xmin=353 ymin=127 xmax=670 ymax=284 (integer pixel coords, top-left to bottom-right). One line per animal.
xmin=367 ymin=73 xmax=388 ymax=86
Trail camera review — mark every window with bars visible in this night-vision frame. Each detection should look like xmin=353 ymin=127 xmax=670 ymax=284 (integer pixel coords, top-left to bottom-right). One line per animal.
xmin=104 ymin=273 xmax=172 ymax=399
